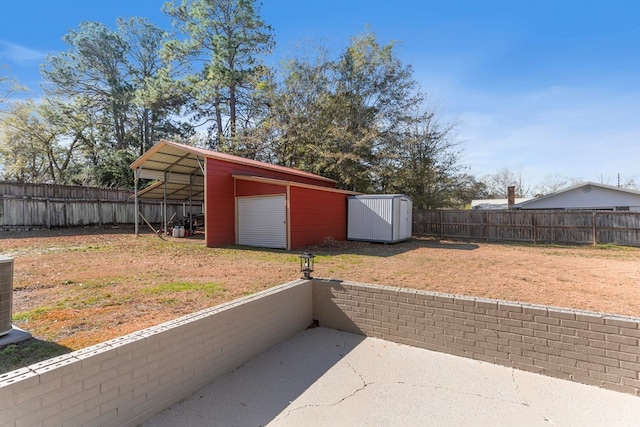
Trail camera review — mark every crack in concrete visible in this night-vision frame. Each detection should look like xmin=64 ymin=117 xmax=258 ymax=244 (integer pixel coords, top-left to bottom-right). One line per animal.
xmin=277 ymin=332 xmax=370 ymax=421
xmin=278 ymin=333 xmax=551 ymax=424
xmin=511 ymin=369 xmax=529 ymax=407
xmin=277 ymin=378 xmax=371 ymax=420
xmin=512 ymin=369 xmax=556 ymax=425
xmin=433 ymin=385 xmax=531 ymax=408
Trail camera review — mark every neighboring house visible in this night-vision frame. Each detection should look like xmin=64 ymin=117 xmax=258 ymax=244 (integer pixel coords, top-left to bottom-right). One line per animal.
xmin=471 ymin=198 xmax=532 ymax=210
xmin=130 ymin=139 xmax=357 ymax=250
xmin=514 ymin=182 xmax=640 ymax=211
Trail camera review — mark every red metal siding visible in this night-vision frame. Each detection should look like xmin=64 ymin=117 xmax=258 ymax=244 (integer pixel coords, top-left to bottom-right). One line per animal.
xmin=205 ymin=158 xmax=236 ymax=247
xmin=205 ymin=158 xmax=336 ymax=247
xmin=236 ymin=180 xmax=286 ymax=197
xmin=290 ymin=186 xmax=348 ymax=248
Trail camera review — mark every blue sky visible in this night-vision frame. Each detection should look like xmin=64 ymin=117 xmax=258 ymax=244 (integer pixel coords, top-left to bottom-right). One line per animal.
xmin=1 ymin=0 xmax=639 ymax=190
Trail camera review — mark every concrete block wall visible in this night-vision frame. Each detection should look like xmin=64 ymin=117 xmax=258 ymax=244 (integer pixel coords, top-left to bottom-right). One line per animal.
xmin=0 ymin=279 xmax=312 ymax=427
xmin=313 ymin=279 xmax=640 ymax=397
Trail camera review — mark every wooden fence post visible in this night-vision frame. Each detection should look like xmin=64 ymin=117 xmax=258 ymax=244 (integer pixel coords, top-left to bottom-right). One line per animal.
xmin=45 ymin=185 xmax=51 ymax=229
xmin=592 ymin=211 xmax=597 ymax=245
xmin=485 ymin=211 xmax=489 ymax=242
xmin=98 ymin=200 xmax=102 ymax=227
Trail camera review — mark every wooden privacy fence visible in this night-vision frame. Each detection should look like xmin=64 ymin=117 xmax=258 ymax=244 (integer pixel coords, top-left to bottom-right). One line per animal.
xmin=0 ymin=182 xmax=200 ymax=230
xmin=413 ymin=209 xmax=640 ymax=247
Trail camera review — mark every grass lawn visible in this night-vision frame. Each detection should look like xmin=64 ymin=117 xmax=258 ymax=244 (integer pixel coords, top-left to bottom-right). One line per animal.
xmin=2 ymin=229 xmax=640 ymax=373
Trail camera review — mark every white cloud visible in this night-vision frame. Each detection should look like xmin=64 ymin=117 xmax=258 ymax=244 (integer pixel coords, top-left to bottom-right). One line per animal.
xmin=418 ymin=72 xmax=640 ymax=187
xmin=0 ymin=41 xmax=48 ymax=65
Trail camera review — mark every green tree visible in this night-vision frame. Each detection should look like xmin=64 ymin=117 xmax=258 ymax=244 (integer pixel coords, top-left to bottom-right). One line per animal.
xmin=40 ymin=19 xmax=186 ymax=187
xmin=268 ymin=30 xmax=475 ymax=205
xmin=42 ymin=21 xmax=131 ymax=150
xmin=0 ymin=72 xmax=24 ymax=107
xmin=385 ymin=111 xmax=480 ymax=209
xmin=266 ymin=51 xmax=333 ymax=169
xmin=162 ymin=0 xmax=275 ymax=150
xmin=0 ymin=100 xmax=80 ymax=183
xmin=0 ymin=68 xmax=26 ymax=178
xmin=329 ymin=31 xmax=422 ymax=192
xmin=119 ymin=17 xmax=188 ymax=155
xmin=269 ymin=31 xmax=423 ymax=192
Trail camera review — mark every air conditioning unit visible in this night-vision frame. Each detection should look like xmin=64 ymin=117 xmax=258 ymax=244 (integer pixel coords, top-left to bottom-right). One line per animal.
xmin=0 ymin=256 xmax=13 ymax=337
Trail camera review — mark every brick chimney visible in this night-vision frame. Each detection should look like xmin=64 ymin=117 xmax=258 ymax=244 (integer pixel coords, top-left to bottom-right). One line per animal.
xmin=507 ymin=186 xmax=515 ymax=209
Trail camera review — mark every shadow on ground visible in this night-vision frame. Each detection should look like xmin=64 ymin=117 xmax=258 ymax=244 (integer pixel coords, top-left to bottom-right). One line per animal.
xmin=313 ymin=236 xmax=481 ymax=256
xmin=0 ymin=337 xmax=72 ymax=373
xmin=230 ymin=236 xmax=480 ymax=258
xmin=145 ymin=326 xmax=640 ymax=427
xmin=145 ymin=328 xmax=366 ymax=427
xmin=0 ymin=227 xmax=135 ymax=241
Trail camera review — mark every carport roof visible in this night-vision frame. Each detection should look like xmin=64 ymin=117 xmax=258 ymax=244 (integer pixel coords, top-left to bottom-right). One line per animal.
xmin=134 ymin=179 xmax=205 ymax=202
xmin=130 ymin=139 xmax=337 ymax=201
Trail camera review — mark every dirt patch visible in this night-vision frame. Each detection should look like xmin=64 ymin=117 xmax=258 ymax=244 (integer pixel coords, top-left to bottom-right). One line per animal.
xmin=2 ymin=229 xmax=640 ymax=354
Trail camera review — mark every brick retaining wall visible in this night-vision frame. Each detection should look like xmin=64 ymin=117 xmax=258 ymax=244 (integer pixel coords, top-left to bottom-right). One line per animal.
xmin=0 ymin=280 xmax=312 ymax=427
xmin=1 ymin=278 xmax=638 ymax=427
xmin=313 ymin=279 xmax=640 ymax=396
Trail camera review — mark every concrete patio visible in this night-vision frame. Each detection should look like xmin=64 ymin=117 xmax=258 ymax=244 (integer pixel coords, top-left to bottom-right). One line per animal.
xmin=145 ymin=327 xmax=640 ymax=427
xmin=3 ymin=279 xmax=639 ymax=426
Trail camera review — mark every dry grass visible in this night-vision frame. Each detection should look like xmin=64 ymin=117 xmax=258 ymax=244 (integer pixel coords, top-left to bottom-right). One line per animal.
xmin=1 ymin=228 xmax=640 ymax=372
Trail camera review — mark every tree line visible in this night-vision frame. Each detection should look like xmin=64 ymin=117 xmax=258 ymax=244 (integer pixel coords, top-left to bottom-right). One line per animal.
xmin=0 ymin=0 xmax=496 ymax=208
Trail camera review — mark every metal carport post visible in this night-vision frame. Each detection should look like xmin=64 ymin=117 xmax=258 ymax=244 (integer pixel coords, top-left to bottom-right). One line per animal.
xmin=134 ymin=167 xmax=139 ymax=235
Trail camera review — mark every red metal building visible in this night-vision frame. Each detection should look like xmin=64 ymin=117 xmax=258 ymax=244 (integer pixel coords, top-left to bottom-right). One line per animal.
xmin=130 ymin=140 xmax=356 ymax=249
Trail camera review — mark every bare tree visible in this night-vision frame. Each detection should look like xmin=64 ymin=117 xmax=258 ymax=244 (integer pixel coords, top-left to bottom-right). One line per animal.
xmin=480 ymin=168 xmax=530 ymax=198
xmin=593 ymin=173 xmax=640 ymax=190
xmin=533 ymin=173 xmax=580 ymax=196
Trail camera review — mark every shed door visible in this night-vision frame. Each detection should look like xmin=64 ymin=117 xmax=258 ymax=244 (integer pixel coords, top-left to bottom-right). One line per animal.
xmin=237 ymin=195 xmax=286 ymax=249
xmin=399 ymin=199 xmax=412 ymax=240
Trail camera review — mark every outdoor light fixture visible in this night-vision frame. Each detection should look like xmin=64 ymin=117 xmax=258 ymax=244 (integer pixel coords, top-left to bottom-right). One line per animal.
xmin=299 ymin=251 xmax=315 ymax=279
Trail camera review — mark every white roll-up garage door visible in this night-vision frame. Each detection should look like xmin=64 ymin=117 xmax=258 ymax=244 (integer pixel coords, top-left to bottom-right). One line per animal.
xmin=237 ymin=195 xmax=287 ymax=249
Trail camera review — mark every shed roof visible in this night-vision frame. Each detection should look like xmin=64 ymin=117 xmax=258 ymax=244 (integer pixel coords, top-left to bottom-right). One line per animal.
xmin=130 ymin=139 xmax=336 ymax=201
xmin=348 ymin=194 xmax=411 ymax=200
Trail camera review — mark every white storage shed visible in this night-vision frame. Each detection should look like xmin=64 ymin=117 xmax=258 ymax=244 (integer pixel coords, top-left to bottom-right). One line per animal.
xmin=347 ymin=194 xmax=413 ymax=243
